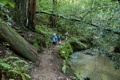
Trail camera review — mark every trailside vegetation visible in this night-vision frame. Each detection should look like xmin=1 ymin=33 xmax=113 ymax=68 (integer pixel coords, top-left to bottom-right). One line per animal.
xmin=0 ymin=0 xmax=120 ymax=79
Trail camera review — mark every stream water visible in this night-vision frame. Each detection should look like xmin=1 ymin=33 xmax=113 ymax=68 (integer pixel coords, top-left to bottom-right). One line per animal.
xmin=70 ymin=49 xmax=120 ymax=80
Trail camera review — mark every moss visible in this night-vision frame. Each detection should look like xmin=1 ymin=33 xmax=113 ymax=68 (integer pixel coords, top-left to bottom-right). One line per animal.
xmin=69 ymin=37 xmax=90 ymax=51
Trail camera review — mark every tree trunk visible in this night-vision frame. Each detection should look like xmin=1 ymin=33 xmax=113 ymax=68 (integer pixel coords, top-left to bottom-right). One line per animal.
xmin=49 ymin=0 xmax=56 ymax=27
xmin=0 ymin=24 xmax=38 ymax=62
xmin=14 ymin=0 xmax=36 ymax=31
xmin=14 ymin=0 xmax=28 ymax=28
xmin=28 ymin=0 xmax=36 ymax=30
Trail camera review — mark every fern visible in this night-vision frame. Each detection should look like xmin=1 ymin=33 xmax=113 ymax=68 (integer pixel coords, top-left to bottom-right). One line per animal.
xmin=59 ymin=43 xmax=73 ymax=74
xmin=74 ymin=72 xmax=83 ymax=80
xmin=0 ymin=63 xmax=11 ymax=68
xmin=0 ymin=52 xmax=31 ymax=80
xmin=8 ymin=70 xmax=19 ymax=74
xmin=59 ymin=43 xmax=73 ymax=60
xmin=62 ymin=60 xmax=67 ymax=73
xmin=23 ymin=73 xmax=31 ymax=78
xmin=20 ymin=73 xmax=26 ymax=80
xmin=1 ymin=56 xmax=19 ymax=62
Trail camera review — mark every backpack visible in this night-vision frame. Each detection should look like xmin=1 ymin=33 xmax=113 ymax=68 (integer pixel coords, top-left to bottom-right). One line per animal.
xmin=57 ymin=34 xmax=61 ymax=38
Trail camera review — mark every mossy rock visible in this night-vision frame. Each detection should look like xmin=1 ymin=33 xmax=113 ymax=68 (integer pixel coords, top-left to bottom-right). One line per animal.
xmin=69 ymin=37 xmax=90 ymax=51
xmin=77 ymin=35 xmax=93 ymax=43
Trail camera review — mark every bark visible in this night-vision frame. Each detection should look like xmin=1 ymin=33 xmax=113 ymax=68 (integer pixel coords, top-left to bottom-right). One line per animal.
xmin=14 ymin=0 xmax=36 ymax=30
xmin=0 ymin=24 xmax=38 ymax=62
xmin=14 ymin=0 xmax=28 ymax=28
xmin=28 ymin=0 xmax=36 ymax=30
xmin=49 ymin=0 xmax=57 ymax=27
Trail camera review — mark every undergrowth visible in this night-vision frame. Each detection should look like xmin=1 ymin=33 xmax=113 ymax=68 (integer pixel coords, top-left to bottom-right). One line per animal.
xmin=59 ymin=43 xmax=73 ymax=74
xmin=0 ymin=51 xmax=31 ymax=80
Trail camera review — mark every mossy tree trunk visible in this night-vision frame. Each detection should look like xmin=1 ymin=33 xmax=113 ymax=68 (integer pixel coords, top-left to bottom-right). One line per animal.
xmin=14 ymin=0 xmax=36 ymax=30
xmin=0 ymin=24 xmax=38 ymax=62
xmin=14 ymin=0 xmax=28 ymax=28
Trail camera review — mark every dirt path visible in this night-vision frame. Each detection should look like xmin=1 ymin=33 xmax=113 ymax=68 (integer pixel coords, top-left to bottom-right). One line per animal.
xmin=30 ymin=41 xmax=71 ymax=80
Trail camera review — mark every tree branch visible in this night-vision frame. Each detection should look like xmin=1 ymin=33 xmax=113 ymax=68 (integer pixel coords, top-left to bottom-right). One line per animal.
xmin=36 ymin=11 xmax=120 ymax=34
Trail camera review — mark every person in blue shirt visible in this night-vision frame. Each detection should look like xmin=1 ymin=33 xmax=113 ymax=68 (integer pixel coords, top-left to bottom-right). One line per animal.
xmin=52 ymin=33 xmax=57 ymax=46
xmin=57 ymin=34 xmax=61 ymax=45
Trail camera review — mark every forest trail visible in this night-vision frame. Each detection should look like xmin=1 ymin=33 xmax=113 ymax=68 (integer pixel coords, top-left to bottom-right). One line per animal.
xmin=30 ymin=40 xmax=71 ymax=80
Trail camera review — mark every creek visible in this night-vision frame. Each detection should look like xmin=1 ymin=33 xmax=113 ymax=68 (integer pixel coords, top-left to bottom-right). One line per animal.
xmin=70 ymin=49 xmax=120 ymax=80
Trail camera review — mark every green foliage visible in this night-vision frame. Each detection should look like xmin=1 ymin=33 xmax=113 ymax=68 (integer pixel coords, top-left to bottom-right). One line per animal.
xmin=36 ymin=14 xmax=50 ymax=25
xmin=33 ymin=35 xmax=45 ymax=52
xmin=62 ymin=60 xmax=67 ymax=73
xmin=35 ymin=25 xmax=52 ymax=35
xmin=109 ymin=52 xmax=120 ymax=69
xmin=2 ymin=42 xmax=10 ymax=47
xmin=37 ymin=0 xmax=120 ymax=70
xmin=36 ymin=0 xmax=52 ymax=12
xmin=59 ymin=43 xmax=73 ymax=60
xmin=35 ymin=25 xmax=57 ymax=49
xmin=0 ymin=0 xmax=14 ymax=8
xmin=61 ymin=60 xmax=72 ymax=74
xmin=0 ymin=0 xmax=14 ymax=26
xmin=0 ymin=51 xmax=31 ymax=80
xmin=59 ymin=43 xmax=73 ymax=73
xmin=32 ymin=35 xmax=41 ymax=48
xmin=74 ymin=72 xmax=83 ymax=80
xmin=69 ymin=37 xmax=90 ymax=51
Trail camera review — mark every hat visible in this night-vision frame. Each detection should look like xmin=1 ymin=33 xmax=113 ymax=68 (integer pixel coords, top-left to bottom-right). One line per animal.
xmin=53 ymin=33 xmax=56 ymax=35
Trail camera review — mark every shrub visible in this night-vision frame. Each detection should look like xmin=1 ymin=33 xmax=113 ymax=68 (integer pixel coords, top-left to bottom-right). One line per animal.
xmin=59 ymin=42 xmax=73 ymax=60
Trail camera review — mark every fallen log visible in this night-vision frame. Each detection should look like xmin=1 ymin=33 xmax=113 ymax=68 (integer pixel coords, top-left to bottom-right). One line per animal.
xmin=36 ymin=11 xmax=120 ymax=34
xmin=0 ymin=23 xmax=38 ymax=62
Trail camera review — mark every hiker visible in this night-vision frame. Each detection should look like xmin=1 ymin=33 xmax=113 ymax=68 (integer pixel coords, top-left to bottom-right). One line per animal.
xmin=57 ymin=34 xmax=61 ymax=45
xmin=65 ymin=32 xmax=69 ymax=40
xmin=52 ymin=33 xmax=57 ymax=47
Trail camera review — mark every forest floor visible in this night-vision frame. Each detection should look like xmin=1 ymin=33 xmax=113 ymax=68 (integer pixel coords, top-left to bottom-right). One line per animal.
xmin=0 ymin=41 xmax=74 ymax=80
xmin=0 ymin=30 xmax=75 ymax=80
xmin=29 ymin=40 xmax=74 ymax=80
